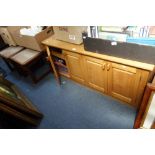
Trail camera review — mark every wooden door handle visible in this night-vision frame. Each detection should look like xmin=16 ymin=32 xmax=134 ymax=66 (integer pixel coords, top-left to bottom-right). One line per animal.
xmin=107 ymin=64 xmax=110 ymax=71
xmin=102 ymin=63 xmax=106 ymax=70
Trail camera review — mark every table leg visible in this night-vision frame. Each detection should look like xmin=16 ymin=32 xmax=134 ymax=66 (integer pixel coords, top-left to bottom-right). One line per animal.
xmin=45 ymin=46 xmax=61 ymax=85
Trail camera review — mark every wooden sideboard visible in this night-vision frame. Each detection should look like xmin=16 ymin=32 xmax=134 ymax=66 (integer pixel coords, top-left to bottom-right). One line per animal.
xmin=42 ymin=36 xmax=155 ymax=108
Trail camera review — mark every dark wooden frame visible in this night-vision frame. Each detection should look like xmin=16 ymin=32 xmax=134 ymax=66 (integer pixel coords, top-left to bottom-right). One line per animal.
xmin=134 ymin=83 xmax=155 ymax=128
xmin=9 ymin=52 xmax=51 ymax=83
xmin=0 ymin=77 xmax=43 ymax=126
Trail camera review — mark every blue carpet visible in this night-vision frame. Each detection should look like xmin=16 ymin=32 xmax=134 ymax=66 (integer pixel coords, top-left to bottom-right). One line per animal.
xmin=0 ymin=58 xmax=136 ymax=129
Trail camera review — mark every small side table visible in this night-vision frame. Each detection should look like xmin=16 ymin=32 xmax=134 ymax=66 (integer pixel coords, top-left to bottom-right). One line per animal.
xmin=0 ymin=46 xmax=24 ymax=71
xmin=10 ymin=49 xmax=50 ymax=83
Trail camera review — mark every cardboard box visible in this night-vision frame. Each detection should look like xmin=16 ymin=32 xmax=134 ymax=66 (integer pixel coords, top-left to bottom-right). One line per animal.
xmin=12 ymin=27 xmax=53 ymax=51
xmin=53 ymin=26 xmax=87 ymax=44
xmin=0 ymin=26 xmax=22 ymax=46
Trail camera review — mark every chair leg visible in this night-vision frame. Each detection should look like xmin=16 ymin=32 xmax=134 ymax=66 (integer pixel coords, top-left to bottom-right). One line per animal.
xmin=2 ymin=58 xmax=14 ymax=71
xmin=23 ymin=66 xmax=38 ymax=84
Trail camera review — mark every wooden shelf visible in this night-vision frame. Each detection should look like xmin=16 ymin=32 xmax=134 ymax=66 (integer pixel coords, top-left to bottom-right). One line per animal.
xmin=59 ymin=71 xmax=70 ymax=78
xmin=54 ymin=61 xmax=67 ymax=68
xmin=52 ymin=51 xmax=65 ymax=60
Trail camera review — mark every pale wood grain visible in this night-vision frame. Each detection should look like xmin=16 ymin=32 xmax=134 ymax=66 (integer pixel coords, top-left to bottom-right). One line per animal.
xmin=42 ymin=36 xmax=154 ymax=71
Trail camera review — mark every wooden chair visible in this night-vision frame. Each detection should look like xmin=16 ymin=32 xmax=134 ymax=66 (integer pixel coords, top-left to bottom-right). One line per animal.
xmin=0 ymin=46 xmax=24 ymax=71
xmin=10 ymin=48 xmax=50 ymax=83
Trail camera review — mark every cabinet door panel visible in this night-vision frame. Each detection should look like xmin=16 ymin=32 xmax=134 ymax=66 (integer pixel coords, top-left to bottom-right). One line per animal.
xmin=108 ymin=63 xmax=141 ymax=106
xmin=66 ymin=52 xmax=85 ymax=83
xmin=84 ymin=57 xmax=107 ymax=93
